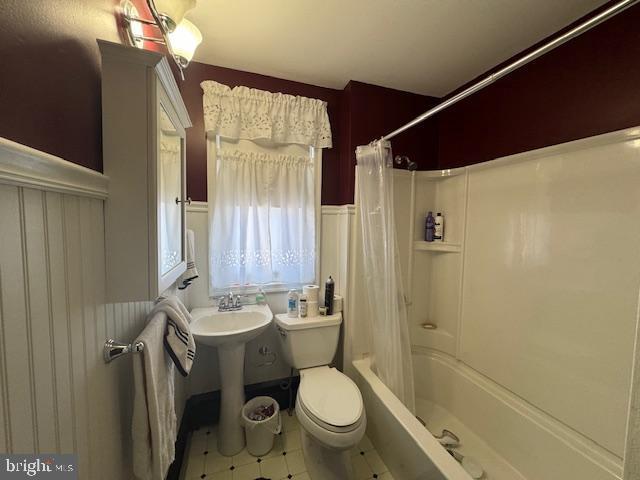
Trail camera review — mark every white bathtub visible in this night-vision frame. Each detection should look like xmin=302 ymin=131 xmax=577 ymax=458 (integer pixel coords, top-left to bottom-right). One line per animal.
xmin=411 ymin=349 xmax=623 ymax=480
xmin=353 ymin=351 xmax=624 ymax=480
xmin=352 ymin=357 xmax=471 ymax=480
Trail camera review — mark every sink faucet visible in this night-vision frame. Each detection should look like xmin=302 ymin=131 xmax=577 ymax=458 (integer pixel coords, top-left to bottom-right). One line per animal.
xmin=218 ymin=291 xmax=243 ymax=312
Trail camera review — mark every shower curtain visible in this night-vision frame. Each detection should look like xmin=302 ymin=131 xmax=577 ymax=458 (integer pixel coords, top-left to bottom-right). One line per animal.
xmin=355 ymin=141 xmax=415 ymax=413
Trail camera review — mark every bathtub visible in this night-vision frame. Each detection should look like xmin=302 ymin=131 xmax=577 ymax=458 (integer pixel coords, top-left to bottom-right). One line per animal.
xmin=352 ymin=357 xmax=471 ymax=480
xmin=353 ymin=351 xmax=624 ymax=480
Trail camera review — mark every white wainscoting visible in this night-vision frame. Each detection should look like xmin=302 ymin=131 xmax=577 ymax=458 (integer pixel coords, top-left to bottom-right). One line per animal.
xmin=0 ymin=138 xmax=186 ymax=479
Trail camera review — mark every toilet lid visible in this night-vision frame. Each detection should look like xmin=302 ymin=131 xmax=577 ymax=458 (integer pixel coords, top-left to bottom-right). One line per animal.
xmin=298 ymin=367 xmax=363 ymax=428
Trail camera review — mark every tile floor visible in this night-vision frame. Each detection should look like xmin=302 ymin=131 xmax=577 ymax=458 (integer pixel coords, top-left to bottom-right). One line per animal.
xmin=182 ymin=411 xmax=394 ymax=480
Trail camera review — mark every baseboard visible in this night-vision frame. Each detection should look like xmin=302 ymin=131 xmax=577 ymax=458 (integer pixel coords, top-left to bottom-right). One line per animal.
xmin=166 ymin=375 xmax=300 ymax=480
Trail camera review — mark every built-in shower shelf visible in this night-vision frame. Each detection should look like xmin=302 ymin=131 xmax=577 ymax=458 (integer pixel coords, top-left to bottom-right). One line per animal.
xmin=414 ymin=241 xmax=462 ymax=253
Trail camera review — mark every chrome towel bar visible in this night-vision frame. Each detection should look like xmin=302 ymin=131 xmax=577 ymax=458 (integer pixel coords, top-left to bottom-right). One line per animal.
xmin=104 ymin=338 xmax=144 ymax=363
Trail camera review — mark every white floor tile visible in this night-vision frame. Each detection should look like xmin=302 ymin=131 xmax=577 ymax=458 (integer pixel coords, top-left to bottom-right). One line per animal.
xmin=284 ymin=449 xmax=306 ymax=475
xmin=351 ymin=435 xmax=374 ymax=457
xmin=358 ymin=435 xmax=374 ymax=452
xmin=291 ymin=473 xmax=311 ymax=480
xmin=363 ymin=450 xmax=388 ymax=474
xmin=282 ymin=411 xmax=300 ymax=432
xmin=204 ymin=453 xmax=233 ymax=474
xmin=259 ymin=455 xmax=288 ymax=479
xmin=182 ymin=418 xmax=394 ymax=480
xmin=283 ymin=430 xmax=302 ymax=452
xmin=262 ymin=434 xmax=285 ymax=458
xmin=232 ymin=449 xmax=259 ymax=467
xmin=184 ymin=449 xmax=205 ymax=478
xmin=190 ymin=434 xmax=208 ymax=453
xmin=352 ymin=453 xmax=374 ymax=480
xmin=231 ymin=462 xmax=260 ymax=480
xmin=207 ymin=471 xmax=233 ymax=480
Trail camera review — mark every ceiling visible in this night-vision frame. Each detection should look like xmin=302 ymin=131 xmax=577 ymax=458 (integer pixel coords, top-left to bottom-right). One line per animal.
xmin=187 ymin=0 xmax=609 ymax=97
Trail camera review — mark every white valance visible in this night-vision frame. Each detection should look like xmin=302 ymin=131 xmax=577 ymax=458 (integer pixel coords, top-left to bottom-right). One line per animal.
xmin=201 ymin=80 xmax=332 ymax=148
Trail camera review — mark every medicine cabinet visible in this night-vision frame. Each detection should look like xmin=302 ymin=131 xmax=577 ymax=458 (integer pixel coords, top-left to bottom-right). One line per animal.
xmin=99 ymin=40 xmax=192 ymax=302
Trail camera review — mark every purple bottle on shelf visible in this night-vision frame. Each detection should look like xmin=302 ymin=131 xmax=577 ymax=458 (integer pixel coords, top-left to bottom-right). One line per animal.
xmin=425 ymin=211 xmax=435 ymax=242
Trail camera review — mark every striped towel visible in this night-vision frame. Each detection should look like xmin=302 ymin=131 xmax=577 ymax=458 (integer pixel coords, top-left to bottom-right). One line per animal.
xmin=178 ymin=230 xmax=199 ymax=290
xmin=151 ymin=296 xmax=195 ymax=376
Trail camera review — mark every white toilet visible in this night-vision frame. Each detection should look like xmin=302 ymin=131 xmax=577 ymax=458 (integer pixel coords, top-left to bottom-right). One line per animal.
xmin=275 ymin=313 xmax=366 ymax=480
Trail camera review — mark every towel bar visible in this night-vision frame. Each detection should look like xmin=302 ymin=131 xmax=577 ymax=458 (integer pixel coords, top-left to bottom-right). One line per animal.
xmin=104 ymin=338 xmax=144 ymax=363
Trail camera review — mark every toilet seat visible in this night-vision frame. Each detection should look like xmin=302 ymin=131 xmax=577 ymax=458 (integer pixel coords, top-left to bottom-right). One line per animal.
xmin=298 ymin=366 xmax=364 ymax=433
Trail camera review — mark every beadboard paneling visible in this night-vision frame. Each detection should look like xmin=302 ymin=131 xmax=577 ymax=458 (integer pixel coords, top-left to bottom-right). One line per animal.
xmin=0 ymin=183 xmax=153 ymax=478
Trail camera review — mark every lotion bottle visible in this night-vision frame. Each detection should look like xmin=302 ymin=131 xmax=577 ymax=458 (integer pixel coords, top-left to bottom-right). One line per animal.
xmin=434 ymin=212 xmax=444 ymax=242
xmin=287 ymin=290 xmax=298 ymax=318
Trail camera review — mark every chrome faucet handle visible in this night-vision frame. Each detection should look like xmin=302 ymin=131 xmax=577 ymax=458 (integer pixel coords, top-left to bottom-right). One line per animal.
xmin=218 ymin=296 xmax=227 ymax=309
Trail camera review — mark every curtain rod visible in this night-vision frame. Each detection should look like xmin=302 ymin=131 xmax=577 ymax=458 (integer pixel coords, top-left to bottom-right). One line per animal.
xmin=379 ymin=0 xmax=639 ymax=143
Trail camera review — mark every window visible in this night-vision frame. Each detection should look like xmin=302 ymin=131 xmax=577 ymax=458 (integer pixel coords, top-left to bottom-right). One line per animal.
xmin=208 ymin=138 xmax=321 ymax=294
xmin=201 ymin=81 xmax=331 ymax=295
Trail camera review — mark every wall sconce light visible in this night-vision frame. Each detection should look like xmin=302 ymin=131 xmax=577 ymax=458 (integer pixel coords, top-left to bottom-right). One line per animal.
xmin=122 ymin=0 xmax=202 ymax=79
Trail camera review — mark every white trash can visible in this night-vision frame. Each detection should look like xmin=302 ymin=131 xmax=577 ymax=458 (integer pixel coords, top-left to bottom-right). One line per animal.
xmin=241 ymin=396 xmax=282 ymax=456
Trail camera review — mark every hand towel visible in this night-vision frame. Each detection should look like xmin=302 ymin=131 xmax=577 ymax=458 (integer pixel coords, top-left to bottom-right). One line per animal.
xmin=152 ymin=296 xmax=196 ymax=376
xmin=178 ymin=229 xmax=199 ymax=290
xmin=132 ymin=312 xmax=176 ymax=480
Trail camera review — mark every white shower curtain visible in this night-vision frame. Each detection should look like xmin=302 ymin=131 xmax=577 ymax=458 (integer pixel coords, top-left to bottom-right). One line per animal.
xmin=355 ymin=141 xmax=415 ymax=413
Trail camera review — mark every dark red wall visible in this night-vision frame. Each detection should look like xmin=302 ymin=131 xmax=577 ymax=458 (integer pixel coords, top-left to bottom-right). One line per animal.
xmin=0 ymin=0 xmax=159 ymax=171
xmin=180 ymin=62 xmax=342 ymax=204
xmin=437 ymin=2 xmax=640 ymax=169
xmin=338 ymin=81 xmax=439 ymax=204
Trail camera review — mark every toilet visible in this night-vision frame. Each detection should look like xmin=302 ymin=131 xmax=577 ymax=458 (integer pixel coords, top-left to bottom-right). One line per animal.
xmin=275 ymin=313 xmax=366 ymax=480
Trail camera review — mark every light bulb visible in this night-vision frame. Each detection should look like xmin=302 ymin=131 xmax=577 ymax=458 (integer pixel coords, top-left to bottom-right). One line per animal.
xmin=168 ymin=18 xmax=203 ymax=66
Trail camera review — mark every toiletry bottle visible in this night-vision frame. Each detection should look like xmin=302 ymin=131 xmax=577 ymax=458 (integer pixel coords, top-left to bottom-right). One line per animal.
xmin=425 ymin=211 xmax=435 ymax=242
xmin=299 ymin=295 xmax=308 ymax=318
xmin=434 ymin=212 xmax=444 ymax=242
xmin=287 ymin=290 xmax=298 ymax=318
xmin=325 ymin=276 xmax=335 ymax=315
xmin=255 ymin=287 xmax=267 ymax=305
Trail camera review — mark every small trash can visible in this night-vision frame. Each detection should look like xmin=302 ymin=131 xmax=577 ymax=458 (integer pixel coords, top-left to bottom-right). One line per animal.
xmin=241 ymin=396 xmax=282 ymax=456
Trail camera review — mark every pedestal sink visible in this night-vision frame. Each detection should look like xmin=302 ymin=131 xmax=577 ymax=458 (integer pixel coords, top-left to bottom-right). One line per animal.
xmin=191 ymin=304 xmax=273 ymax=456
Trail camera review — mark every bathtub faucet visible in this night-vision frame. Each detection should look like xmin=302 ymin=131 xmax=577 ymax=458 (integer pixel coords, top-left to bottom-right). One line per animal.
xmin=433 ymin=429 xmax=460 ymax=448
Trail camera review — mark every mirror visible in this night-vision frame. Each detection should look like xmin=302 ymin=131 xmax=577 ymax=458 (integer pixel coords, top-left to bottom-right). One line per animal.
xmin=159 ymin=105 xmax=183 ymax=276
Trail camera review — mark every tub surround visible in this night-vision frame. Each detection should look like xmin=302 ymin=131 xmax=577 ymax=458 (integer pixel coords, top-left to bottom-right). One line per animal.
xmin=349 ymin=126 xmax=640 ymax=479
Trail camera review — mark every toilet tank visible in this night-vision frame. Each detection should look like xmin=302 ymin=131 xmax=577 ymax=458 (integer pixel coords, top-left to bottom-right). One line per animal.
xmin=274 ymin=313 xmax=342 ymax=369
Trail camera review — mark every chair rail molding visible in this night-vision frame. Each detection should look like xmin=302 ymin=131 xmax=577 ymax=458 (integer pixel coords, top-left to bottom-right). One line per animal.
xmin=0 ymin=137 xmax=108 ymax=199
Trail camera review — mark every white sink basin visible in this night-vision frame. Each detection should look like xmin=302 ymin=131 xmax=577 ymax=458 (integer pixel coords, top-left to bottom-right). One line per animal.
xmin=191 ymin=304 xmax=273 ymax=347
xmin=189 ymin=303 xmax=273 ymax=456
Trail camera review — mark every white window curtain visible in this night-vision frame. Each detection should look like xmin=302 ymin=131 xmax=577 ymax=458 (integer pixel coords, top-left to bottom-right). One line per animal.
xmin=209 ymin=145 xmax=316 ymax=291
xmin=203 ymin=81 xmax=330 ymax=293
